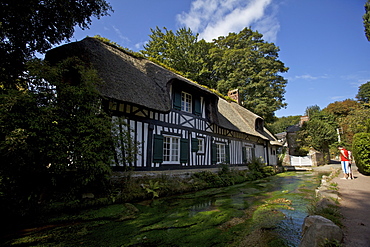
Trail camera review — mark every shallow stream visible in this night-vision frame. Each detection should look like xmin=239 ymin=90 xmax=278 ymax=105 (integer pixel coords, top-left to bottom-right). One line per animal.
xmin=6 ymin=171 xmax=327 ymax=247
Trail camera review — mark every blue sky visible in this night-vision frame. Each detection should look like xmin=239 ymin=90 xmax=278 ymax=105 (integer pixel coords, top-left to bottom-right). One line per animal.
xmin=68 ymin=0 xmax=370 ymax=117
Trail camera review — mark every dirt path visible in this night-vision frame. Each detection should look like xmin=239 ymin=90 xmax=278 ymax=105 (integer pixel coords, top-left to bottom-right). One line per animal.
xmin=331 ymin=164 xmax=370 ymax=247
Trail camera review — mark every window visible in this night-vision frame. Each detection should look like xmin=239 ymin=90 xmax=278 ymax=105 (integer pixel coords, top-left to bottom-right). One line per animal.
xmin=163 ymin=135 xmax=180 ymax=163
xmin=198 ymin=138 xmax=205 ymax=154
xmin=216 ymin=143 xmax=226 ymax=164
xmin=181 ymin=92 xmax=192 ymax=113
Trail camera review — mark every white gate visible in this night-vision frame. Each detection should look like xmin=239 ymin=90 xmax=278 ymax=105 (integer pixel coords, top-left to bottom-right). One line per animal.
xmin=290 ymin=155 xmax=312 ymax=166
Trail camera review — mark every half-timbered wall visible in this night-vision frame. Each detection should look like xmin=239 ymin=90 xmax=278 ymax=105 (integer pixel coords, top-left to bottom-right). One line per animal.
xmin=109 ymin=95 xmax=276 ymax=170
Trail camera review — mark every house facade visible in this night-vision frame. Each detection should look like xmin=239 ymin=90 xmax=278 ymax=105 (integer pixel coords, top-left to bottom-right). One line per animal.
xmin=46 ymin=37 xmax=281 ymax=171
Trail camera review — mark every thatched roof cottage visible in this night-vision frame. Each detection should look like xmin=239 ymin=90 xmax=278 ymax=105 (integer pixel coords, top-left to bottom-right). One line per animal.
xmin=46 ymin=37 xmax=281 ymax=170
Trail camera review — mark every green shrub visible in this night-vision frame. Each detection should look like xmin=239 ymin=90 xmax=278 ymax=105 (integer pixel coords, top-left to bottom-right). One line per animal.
xmin=352 ymin=133 xmax=370 ymax=175
xmin=192 ymin=171 xmax=224 ymax=187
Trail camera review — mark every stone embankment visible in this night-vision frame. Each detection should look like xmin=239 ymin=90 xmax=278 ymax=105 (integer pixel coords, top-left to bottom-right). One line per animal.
xmin=299 ymin=165 xmax=343 ymax=247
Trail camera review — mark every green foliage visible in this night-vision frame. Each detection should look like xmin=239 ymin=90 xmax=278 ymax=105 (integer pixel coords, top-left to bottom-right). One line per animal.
xmin=337 ymin=105 xmax=370 ymax=145
xmin=142 ymin=27 xmax=215 ymax=88
xmin=356 ymin=81 xmax=370 ymax=104
xmin=324 ymin=99 xmax=361 ymax=119
xmin=142 ymin=180 xmax=161 ymax=199
xmin=352 ymin=133 xmax=370 ymax=175
xmin=305 ymin=105 xmax=321 ymax=117
xmin=364 ymin=0 xmax=370 ymax=42
xmin=297 ymin=119 xmax=337 ymax=154
xmin=211 ymin=27 xmax=288 ymax=123
xmin=141 ymin=27 xmax=288 ymax=122
xmin=93 ymin=35 xmax=144 ymax=58
xmin=0 ymin=58 xmax=115 ymax=218
xmin=266 ymin=115 xmax=301 ymax=134
xmin=0 ymin=0 xmax=112 ymax=88
xmin=246 ymin=157 xmax=276 ymax=179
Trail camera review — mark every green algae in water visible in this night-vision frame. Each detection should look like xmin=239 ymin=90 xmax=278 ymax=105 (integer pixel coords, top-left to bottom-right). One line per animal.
xmin=5 ymin=171 xmax=324 ymax=247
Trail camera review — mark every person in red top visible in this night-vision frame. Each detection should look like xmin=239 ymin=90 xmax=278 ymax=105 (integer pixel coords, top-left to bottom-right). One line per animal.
xmin=338 ymin=146 xmax=350 ymax=179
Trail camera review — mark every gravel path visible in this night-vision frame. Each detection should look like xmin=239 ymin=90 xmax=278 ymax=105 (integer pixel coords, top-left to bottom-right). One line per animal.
xmin=331 ymin=164 xmax=370 ymax=247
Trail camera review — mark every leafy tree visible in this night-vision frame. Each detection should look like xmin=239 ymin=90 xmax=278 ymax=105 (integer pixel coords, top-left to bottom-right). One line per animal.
xmin=364 ymin=0 xmax=370 ymax=41
xmin=142 ymin=27 xmax=288 ymax=122
xmin=304 ymin=105 xmax=321 ymax=118
xmin=142 ymin=27 xmax=215 ymax=88
xmin=0 ymin=0 xmax=112 ymax=88
xmin=323 ymin=99 xmax=361 ymax=118
xmin=297 ymin=119 xmax=337 ymax=162
xmin=352 ymin=133 xmax=370 ymax=175
xmin=266 ymin=115 xmax=301 ymax=134
xmin=339 ymin=106 xmax=370 ymax=144
xmin=0 ymin=0 xmax=114 ymax=217
xmin=0 ymin=58 xmax=115 ymax=216
xmin=356 ymin=81 xmax=370 ymax=104
xmin=211 ymin=28 xmax=288 ymax=122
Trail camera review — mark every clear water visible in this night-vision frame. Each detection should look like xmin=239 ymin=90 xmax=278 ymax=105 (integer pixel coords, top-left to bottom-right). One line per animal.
xmin=6 ymin=171 xmax=326 ymax=247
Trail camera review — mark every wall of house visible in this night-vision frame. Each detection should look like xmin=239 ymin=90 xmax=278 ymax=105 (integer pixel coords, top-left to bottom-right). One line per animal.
xmin=108 ymin=86 xmax=279 ymax=170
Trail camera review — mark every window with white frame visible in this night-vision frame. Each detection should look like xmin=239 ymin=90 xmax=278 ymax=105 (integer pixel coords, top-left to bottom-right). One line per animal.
xmin=181 ymin=91 xmax=192 ymax=113
xmin=163 ymin=135 xmax=180 ymax=163
xmin=198 ymin=138 xmax=205 ymax=154
xmin=216 ymin=143 xmax=226 ymax=164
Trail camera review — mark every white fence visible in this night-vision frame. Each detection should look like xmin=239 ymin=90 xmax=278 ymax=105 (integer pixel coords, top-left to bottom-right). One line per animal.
xmin=290 ymin=155 xmax=312 ymax=166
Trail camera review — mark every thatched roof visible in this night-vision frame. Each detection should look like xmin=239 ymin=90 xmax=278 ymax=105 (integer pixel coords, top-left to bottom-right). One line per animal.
xmin=217 ymin=98 xmax=280 ymax=143
xmin=46 ymin=37 xmax=280 ymax=145
xmin=46 ymin=37 xmax=217 ymax=113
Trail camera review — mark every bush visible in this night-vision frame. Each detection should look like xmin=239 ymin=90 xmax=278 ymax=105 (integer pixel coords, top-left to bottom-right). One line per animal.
xmin=352 ymin=133 xmax=370 ymax=175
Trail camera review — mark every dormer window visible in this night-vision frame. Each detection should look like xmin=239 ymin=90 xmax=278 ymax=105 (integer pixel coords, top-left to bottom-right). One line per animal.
xmin=255 ymin=118 xmax=264 ymax=132
xmin=173 ymin=89 xmax=202 ymax=116
xmin=181 ymin=92 xmax=192 ymax=113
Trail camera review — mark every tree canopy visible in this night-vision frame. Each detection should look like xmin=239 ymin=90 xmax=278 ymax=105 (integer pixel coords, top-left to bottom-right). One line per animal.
xmin=142 ymin=27 xmax=288 ymax=123
xmin=364 ymin=0 xmax=370 ymax=41
xmin=266 ymin=115 xmax=301 ymax=134
xmin=211 ymin=28 xmax=288 ymax=123
xmin=356 ymin=81 xmax=370 ymax=104
xmin=142 ymin=27 xmax=215 ymax=88
xmin=0 ymin=0 xmax=112 ymax=87
xmin=0 ymin=0 xmax=114 ymax=218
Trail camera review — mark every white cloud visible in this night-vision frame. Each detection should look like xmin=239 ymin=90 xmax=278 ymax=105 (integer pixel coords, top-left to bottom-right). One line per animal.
xmin=176 ymin=0 xmax=278 ymax=42
xmin=291 ymin=74 xmax=330 ymax=81
xmin=112 ymin=26 xmax=130 ymax=44
xmin=134 ymin=41 xmax=148 ymax=51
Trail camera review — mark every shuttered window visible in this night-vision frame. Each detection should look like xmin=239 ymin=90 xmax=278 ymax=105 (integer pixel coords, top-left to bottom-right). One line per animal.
xmin=193 ymin=97 xmax=201 ymax=116
xmin=173 ymin=90 xmax=182 ymax=110
xmin=153 ymin=134 xmax=164 ymax=163
xmin=191 ymin=138 xmax=199 ymax=152
xmin=163 ymin=135 xmax=180 ymax=163
xmin=180 ymin=138 xmax=189 ymax=163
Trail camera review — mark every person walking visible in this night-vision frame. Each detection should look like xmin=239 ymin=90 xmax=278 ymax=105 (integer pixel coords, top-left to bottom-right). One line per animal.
xmin=338 ymin=146 xmax=350 ymax=179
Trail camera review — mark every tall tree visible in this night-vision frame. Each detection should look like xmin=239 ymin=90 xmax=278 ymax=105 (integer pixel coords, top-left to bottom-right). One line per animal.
xmin=0 ymin=58 xmax=115 ymax=216
xmin=211 ymin=28 xmax=288 ymax=122
xmin=364 ymin=0 xmax=370 ymax=41
xmin=142 ymin=27 xmax=215 ymax=88
xmin=356 ymin=81 xmax=370 ymax=104
xmin=0 ymin=0 xmax=112 ymax=87
xmin=304 ymin=105 xmax=321 ymax=118
xmin=324 ymin=99 xmax=361 ymax=118
xmin=142 ymin=27 xmax=289 ymax=122
xmin=297 ymin=119 xmax=337 ymax=162
xmin=266 ymin=115 xmax=301 ymax=134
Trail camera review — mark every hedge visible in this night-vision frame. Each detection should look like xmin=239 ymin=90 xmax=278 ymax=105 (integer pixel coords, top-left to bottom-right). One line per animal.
xmin=352 ymin=132 xmax=370 ymax=175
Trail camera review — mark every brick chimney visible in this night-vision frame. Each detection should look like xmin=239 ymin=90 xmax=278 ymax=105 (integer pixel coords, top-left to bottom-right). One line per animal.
xmin=228 ymin=89 xmax=241 ymax=105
